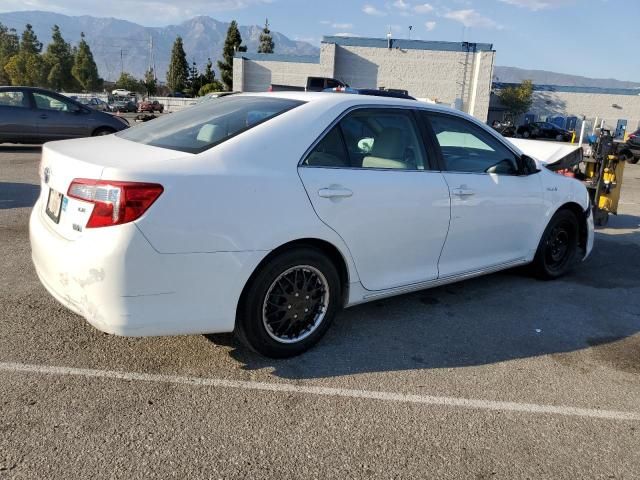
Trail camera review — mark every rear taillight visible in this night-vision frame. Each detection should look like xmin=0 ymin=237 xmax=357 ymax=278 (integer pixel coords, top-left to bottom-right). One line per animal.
xmin=67 ymin=179 xmax=163 ymax=228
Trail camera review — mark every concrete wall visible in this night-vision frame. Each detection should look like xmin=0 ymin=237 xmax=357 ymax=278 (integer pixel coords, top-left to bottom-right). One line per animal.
xmin=333 ymin=46 xmax=494 ymax=121
xmin=234 ymin=43 xmax=336 ymax=93
xmin=529 ymin=90 xmax=640 ymax=133
xmin=233 ymin=40 xmax=495 ymax=121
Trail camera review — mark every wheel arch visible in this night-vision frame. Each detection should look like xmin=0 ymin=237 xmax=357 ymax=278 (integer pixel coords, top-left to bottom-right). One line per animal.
xmin=91 ymin=126 xmax=116 ymax=136
xmin=552 ymin=201 xmax=589 ymax=253
xmin=237 ymin=238 xmax=352 ymax=320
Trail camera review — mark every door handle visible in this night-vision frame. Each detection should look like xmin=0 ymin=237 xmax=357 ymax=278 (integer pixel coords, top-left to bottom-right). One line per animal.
xmin=39 ymin=114 xmax=48 ymax=119
xmin=318 ymin=187 xmax=353 ymax=199
xmin=452 ymin=187 xmax=475 ymax=197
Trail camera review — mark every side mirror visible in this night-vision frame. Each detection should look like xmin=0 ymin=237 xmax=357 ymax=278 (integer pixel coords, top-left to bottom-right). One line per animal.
xmin=520 ymin=155 xmax=540 ymax=175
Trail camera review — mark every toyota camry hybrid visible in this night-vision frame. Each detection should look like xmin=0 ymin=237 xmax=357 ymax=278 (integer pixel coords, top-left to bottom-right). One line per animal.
xmin=30 ymin=92 xmax=594 ymax=357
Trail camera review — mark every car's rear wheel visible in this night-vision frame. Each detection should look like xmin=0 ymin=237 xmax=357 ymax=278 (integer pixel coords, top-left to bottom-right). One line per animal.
xmin=92 ymin=127 xmax=116 ymax=136
xmin=522 ymin=130 xmax=530 ymax=139
xmin=235 ymin=248 xmax=341 ymax=358
xmin=531 ymin=209 xmax=579 ymax=279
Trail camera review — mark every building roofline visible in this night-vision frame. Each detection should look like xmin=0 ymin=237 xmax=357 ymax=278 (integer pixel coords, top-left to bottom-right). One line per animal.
xmin=322 ymin=36 xmax=494 ymax=52
xmin=235 ymin=52 xmax=320 ymax=64
xmin=493 ymin=81 xmax=640 ymax=96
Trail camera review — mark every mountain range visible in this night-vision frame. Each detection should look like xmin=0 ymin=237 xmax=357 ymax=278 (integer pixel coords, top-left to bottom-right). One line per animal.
xmin=0 ymin=10 xmax=638 ymax=90
xmin=0 ymin=10 xmax=318 ymax=82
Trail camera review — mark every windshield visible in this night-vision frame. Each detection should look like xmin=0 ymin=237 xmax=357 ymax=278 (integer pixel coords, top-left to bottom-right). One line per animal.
xmin=117 ymin=95 xmax=304 ymax=153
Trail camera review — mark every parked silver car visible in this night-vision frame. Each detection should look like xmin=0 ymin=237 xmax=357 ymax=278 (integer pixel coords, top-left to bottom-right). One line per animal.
xmin=0 ymin=87 xmax=129 ymax=144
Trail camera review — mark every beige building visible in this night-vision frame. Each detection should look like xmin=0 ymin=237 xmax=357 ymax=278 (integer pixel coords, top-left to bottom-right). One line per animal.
xmin=234 ymin=36 xmax=496 ymax=121
xmin=491 ymin=83 xmax=640 ymax=137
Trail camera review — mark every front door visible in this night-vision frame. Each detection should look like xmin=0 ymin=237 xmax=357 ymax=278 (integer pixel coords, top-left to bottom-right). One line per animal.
xmin=299 ymin=107 xmax=451 ymax=291
xmin=421 ymin=112 xmax=545 ymax=277
xmin=32 ymin=91 xmax=92 ymax=140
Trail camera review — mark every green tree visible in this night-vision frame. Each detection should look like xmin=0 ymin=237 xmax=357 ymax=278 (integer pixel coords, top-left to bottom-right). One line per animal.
xmin=258 ymin=18 xmax=274 ymax=54
xmin=202 ymin=58 xmax=215 ymax=84
xmin=166 ymin=36 xmax=189 ymax=93
xmin=115 ymin=72 xmax=142 ymax=92
xmin=497 ymin=79 xmax=534 ymax=121
xmin=71 ymin=32 xmax=101 ymax=91
xmin=217 ymin=20 xmax=246 ymax=90
xmin=43 ymin=25 xmax=75 ymax=91
xmin=0 ymin=23 xmax=19 ymax=85
xmin=198 ymin=81 xmax=224 ymax=96
xmin=4 ymin=24 xmax=46 ymax=86
xmin=142 ymin=68 xmax=157 ymax=96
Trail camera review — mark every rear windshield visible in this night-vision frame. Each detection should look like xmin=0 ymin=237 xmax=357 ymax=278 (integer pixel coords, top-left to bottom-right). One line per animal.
xmin=117 ymin=96 xmax=304 ymax=153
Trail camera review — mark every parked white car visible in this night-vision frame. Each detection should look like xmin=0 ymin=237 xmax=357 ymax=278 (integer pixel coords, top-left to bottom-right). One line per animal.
xmin=111 ymin=88 xmax=132 ymax=97
xmin=30 ymin=92 xmax=594 ymax=357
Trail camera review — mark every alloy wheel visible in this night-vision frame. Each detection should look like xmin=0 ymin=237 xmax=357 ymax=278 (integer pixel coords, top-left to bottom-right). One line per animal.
xmin=262 ymin=265 xmax=330 ymax=344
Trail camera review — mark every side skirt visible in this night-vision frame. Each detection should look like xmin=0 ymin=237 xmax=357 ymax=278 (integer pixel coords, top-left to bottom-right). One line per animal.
xmin=345 ymin=258 xmax=530 ymax=307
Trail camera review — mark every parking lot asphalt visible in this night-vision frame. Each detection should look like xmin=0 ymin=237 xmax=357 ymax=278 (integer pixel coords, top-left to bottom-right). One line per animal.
xmin=1 ymin=145 xmax=639 ymax=479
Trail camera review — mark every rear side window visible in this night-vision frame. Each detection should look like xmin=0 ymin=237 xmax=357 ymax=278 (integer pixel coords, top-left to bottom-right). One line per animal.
xmin=0 ymin=90 xmax=28 ymax=108
xmin=303 ymin=108 xmax=428 ymax=170
xmin=118 ymin=96 xmax=304 ymax=153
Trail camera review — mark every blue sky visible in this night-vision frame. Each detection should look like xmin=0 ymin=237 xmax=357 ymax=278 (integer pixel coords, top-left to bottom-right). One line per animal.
xmin=1 ymin=0 xmax=637 ymax=81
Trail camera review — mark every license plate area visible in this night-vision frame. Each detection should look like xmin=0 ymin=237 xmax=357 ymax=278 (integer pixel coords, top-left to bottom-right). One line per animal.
xmin=46 ymin=188 xmax=64 ymax=224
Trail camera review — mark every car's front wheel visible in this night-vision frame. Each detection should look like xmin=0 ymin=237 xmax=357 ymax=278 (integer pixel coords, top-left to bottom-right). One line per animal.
xmin=235 ymin=248 xmax=341 ymax=358
xmin=531 ymin=209 xmax=579 ymax=279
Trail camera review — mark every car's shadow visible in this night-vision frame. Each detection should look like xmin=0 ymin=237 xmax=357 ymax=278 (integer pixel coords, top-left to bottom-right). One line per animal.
xmin=0 ymin=145 xmax=42 ymax=153
xmin=0 ymin=182 xmax=40 ymax=210
xmin=207 ymin=234 xmax=640 ymax=379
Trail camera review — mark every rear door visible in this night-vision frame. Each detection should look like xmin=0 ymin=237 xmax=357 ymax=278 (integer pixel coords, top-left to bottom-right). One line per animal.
xmin=32 ymin=91 xmax=93 ymax=140
xmin=420 ymin=111 xmax=545 ymax=277
xmin=0 ymin=89 xmax=38 ymax=142
xmin=298 ymin=107 xmax=451 ymax=291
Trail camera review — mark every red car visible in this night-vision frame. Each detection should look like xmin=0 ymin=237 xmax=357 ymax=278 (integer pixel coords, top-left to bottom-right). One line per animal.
xmin=137 ymin=100 xmax=164 ymax=113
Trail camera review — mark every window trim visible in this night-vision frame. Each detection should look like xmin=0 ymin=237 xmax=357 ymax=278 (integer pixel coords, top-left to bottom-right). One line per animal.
xmin=299 ymin=105 xmax=438 ymax=172
xmin=419 ymin=110 xmax=525 ymax=176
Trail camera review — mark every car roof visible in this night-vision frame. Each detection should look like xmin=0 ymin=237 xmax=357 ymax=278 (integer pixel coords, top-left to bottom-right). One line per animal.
xmin=236 ymin=91 xmax=457 ymax=114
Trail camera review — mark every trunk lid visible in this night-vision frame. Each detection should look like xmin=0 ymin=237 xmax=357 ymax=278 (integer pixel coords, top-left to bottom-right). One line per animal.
xmin=38 ymin=135 xmax=186 ymax=240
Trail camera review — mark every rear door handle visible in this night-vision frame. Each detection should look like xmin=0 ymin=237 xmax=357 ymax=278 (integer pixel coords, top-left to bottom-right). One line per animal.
xmin=452 ymin=187 xmax=475 ymax=197
xmin=318 ymin=187 xmax=353 ymax=199
xmin=39 ymin=114 xmax=48 ymax=119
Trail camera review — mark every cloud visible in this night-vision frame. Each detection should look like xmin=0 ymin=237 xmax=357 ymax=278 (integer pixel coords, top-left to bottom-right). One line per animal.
xmin=392 ymin=0 xmax=410 ymax=10
xmin=424 ymin=20 xmax=436 ymax=31
xmin=444 ymin=9 xmax=501 ymax=28
xmin=334 ymin=32 xmax=359 ymax=37
xmin=362 ymin=4 xmax=386 ymax=16
xmin=414 ymin=3 xmax=434 ymax=14
xmin=498 ymin=0 xmax=573 ymax=10
xmin=332 ymin=22 xmax=354 ymax=29
xmin=0 ymin=0 xmax=271 ymax=25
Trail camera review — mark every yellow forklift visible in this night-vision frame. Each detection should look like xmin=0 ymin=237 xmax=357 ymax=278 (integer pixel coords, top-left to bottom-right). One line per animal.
xmin=582 ymin=128 xmax=629 ymax=226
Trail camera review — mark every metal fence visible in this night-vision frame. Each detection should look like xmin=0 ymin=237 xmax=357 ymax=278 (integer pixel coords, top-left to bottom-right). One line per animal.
xmin=62 ymin=93 xmax=196 ymax=112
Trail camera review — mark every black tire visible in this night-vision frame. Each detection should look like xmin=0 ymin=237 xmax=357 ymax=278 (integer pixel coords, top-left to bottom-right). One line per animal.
xmin=235 ymin=248 xmax=341 ymax=358
xmin=522 ymin=130 xmax=530 ymax=139
xmin=92 ymin=127 xmax=116 ymax=136
xmin=531 ymin=209 xmax=579 ymax=279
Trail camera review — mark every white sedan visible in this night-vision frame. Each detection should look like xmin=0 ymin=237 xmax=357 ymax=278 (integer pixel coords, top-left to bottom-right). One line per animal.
xmin=30 ymin=92 xmax=594 ymax=357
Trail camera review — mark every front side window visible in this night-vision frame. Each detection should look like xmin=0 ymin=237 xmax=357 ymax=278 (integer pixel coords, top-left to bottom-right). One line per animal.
xmin=0 ymin=90 xmax=28 ymax=108
xmin=118 ymin=96 xmax=303 ymax=154
xmin=425 ymin=113 xmax=518 ymax=175
xmin=33 ymin=92 xmax=76 ymax=112
xmin=303 ymin=108 xmax=427 ymax=170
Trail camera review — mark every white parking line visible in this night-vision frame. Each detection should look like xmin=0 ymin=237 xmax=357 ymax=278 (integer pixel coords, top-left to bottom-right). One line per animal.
xmin=2 ymin=361 xmax=639 ymax=422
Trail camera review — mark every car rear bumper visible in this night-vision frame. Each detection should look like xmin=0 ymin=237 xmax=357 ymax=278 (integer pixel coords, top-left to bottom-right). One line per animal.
xmin=30 ymin=200 xmax=264 ymax=336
